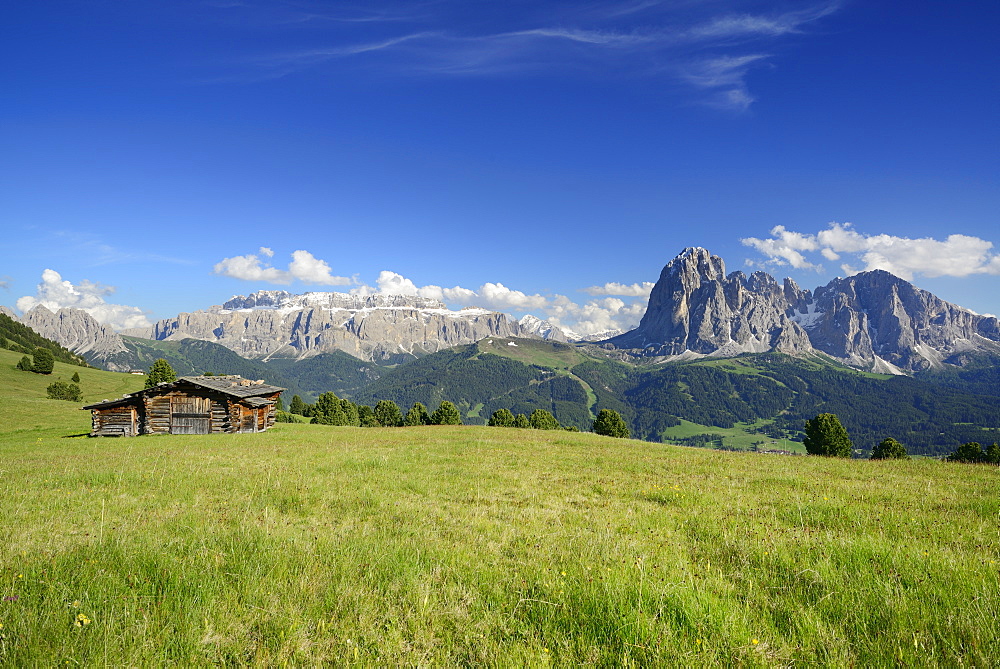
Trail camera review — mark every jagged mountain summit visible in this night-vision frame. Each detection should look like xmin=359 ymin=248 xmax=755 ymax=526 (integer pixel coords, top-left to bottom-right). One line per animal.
xmin=517 ymin=315 xmax=569 ymax=342
xmin=607 ymin=247 xmax=1000 ymax=372
xmin=123 ymin=291 xmax=527 ymax=363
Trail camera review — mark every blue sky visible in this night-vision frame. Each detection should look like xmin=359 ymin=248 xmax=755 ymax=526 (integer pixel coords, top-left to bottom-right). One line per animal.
xmin=3 ymin=1 xmax=998 ymax=334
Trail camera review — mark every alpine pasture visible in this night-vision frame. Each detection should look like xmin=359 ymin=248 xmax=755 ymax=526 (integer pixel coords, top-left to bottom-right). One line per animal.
xmin=1 ymin=349 xmax=997 ymax=665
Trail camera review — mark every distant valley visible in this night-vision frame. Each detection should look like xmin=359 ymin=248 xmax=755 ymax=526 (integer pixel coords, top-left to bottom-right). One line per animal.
xmin=6 ymin=247 xmax=999 ymax=456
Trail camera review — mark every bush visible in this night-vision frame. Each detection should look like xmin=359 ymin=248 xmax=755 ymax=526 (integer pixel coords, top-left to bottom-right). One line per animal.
xmin=870 ymin=437 xmax=908 ymax=460
xmin=46 ymin=381 xmax=82 ymax=402
xmin=357 ymin=405 xmax=380 ymax=427
xmin=16 ymin=355 xmax=33 ymax=371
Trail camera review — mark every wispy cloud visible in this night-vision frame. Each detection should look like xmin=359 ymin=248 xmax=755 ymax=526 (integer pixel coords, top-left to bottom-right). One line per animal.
xmin=220 ymin=1 xmax=842 ymax=110
xmin=743 ymin=222 xmax=1000 ymax=280
xmin=49 ymin=231 xmax=193 ymax=267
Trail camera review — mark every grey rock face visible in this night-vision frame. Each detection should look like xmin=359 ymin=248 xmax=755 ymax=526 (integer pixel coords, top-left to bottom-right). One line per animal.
xmin=20 ymin=306 xmax=129 ymax=363
xmin=806 ymin=271 xmax=1000 ymax=371
xmin=610 ymin=247 xmax=812 ymax=356
xmin=131 ymin=291 xmax=525 ymax=363
xmin=608 ymin=248 xmax=1000 ymax=372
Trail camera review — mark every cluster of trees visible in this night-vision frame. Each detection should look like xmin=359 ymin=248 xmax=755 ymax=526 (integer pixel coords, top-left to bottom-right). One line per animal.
xmin=804 ymin=412 xmax=999 ymax=464
xmin=46 ymin=380 xmax=82 ymax=402
xmin=15 ymin=346 xmax=85 ymax=401
xmin=804 ymin=413 xmax=910 ymax=460
xmin=285 ymin=393 xmax=464 ymax=427
xmin=0 ymin=313 xmax=89 ymax=367
xmin=16 ymin=347 xmax=55 ymax=374
xmin=286 ymin=390 xmax=630 ymax=438
xmin=946 ymin=441 xmax=1000 ymax=465
xmin=487 ymin=406 xmax=628 ymax=438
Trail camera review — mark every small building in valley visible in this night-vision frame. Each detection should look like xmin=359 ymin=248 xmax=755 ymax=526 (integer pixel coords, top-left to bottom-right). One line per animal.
xmin=83 ymin=375 xmax=284 ymax=437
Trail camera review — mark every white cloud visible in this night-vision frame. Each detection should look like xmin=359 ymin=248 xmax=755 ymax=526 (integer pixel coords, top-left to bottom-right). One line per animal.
xmin=477 ymin=283 xmax=550 ymax=311
xmin=352 ymin=270 xmax=648 ymax=336
xmin=741 ymin=224 xmax=822 ymax=270
xmin=214 ymin=249 xmax=352 ymax=286
xmin=583 ymin=281 xmax=655 ymax=297
xmin=742 ymin=222 xmax=1000 ymax=280
xmin=16 ymin=269 xmax=152 ymax=331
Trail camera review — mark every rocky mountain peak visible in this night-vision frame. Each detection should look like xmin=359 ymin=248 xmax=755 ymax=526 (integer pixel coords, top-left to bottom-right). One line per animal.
xmin=608 ymin=249 xmax=1000 ymax=372
xmin=611 ymin=248 xmax=812 ymax=356
xmin=19 ymin=305 xmax=129 ymax=359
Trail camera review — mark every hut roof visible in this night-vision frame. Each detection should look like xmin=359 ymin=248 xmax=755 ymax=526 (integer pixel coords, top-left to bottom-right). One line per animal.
xmin=83 ymin=375 xmax=284 ymax=410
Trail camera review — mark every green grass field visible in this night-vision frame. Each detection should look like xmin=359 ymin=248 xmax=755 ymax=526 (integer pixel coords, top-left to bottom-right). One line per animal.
xmin=1 ymin=350 xmax=998 ymax=665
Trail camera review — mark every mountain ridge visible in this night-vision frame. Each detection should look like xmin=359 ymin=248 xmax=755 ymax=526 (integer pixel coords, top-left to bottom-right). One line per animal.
xmin=606 ymin=247 xmax=1000 ymax=372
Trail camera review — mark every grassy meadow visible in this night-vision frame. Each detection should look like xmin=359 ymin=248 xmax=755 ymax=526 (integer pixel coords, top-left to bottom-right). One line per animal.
xmin=1 ymin=350 xmax=998 ymax=665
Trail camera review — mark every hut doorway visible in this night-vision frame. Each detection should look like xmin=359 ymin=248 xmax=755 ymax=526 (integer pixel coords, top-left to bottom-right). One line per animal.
xmin=171 ymin=396 xmax=211 ymax=434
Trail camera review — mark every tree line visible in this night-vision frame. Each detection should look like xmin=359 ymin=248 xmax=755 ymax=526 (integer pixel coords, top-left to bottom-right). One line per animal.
xmin=804 ymin=412 xmax=999 ymax=464
xmin=283 ymin=391 xmax=630 ymax=438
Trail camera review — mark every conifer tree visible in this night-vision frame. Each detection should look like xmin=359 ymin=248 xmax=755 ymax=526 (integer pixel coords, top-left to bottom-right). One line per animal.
xmin=947 ymin=442 xmax=985 ymax=463
xmin=529 ymin=408 xmax=560 ymax=430
xmin=803 ymin=413 xmax=853 ymax=457
xmin=593 ymin=409 xmax=630 ymax=438
xmin=404 ymin=402 xmax=431 ymax=426
xmin=357 ymin=405 xmax=380 ymax=427
xmin=145 ymin=358 xmax=176 ymax=388
xmin=289 ymin=395 xmax=308 ymax=415
xmin=71 ymin=371 xmax=81 ymax=384
xmin=32 ymin=347 xmax=55 ymax=375
xmin=340 ymin=399 xmax=361 ymax=427
xmin=16 ymin=355 xmax=33 ymax=371
xmin=488 ymin=408 xmax=516 ymax=427
xmin=430 ymin=401 xmax=462 ymax=425
xmin=513 ymin=413 xmax=530 ymax=428
xmin=374 ymin=400 xmax=404 ymax=427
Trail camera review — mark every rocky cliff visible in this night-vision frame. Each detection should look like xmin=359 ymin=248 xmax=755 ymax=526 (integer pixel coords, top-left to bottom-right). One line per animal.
xmin=127 ymin=291 xmax=526 ymax=363
xmin=610 ymin=248 xmax=813 ymax=357
xmin=19 ymin=305 xmax=131 ymax=366
xmin=608 ymin=247 xmax=1000 ymax=372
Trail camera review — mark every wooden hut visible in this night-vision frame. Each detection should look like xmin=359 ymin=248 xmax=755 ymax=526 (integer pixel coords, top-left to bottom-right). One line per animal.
xmin=83 ymin=376 xmax=284 ymax=437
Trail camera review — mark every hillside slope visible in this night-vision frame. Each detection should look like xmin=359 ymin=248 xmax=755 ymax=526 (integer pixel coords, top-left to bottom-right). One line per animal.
xmin=352 ymin=339 xmax=1000 ymax=456
xmin=2 ymin=409 xmax=997 ymax=664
